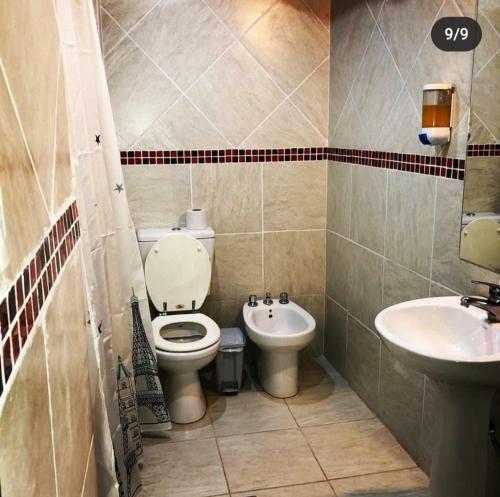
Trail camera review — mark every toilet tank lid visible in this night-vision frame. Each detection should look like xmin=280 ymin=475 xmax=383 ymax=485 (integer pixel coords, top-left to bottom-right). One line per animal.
xmin=137 ymin=226 xmax=215 ymax=242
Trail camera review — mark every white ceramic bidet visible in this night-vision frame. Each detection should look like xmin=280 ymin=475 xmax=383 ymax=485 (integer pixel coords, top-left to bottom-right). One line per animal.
xmin=243 ymin=294 xmax=315 ymax=398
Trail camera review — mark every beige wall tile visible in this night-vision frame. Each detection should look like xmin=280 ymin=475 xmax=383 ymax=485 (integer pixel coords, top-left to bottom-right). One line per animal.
xmin=44 ymin=253 xmax=94 ymax=497
xmin=330 ymin=95 xmax=370 ymax=149
xmin=304 ymin=0 xmax=331 ymax=30
xmin=385 ymin=171 xmax=436 ymax=278
xmin=378 ymin=0 xmax=442 ymax=79
xmin=327 ymin=162 xmax=351 ymax=236
xmin=101 ymin=0 xmax=157 ymax=31
xmin=211 ymin=234 xmax=263 ymax=300
xmin=192 ymin=163 xmax=262 ymax=234
xmin=324 ymin=296 xmax=348 ymax=376
xmin=325 ymin=231 xmax=351 ymax=308
xmin=53 ymin=60 xmax=73 ymax=214
xmin=350 ymin=165 xmax=386 ymax=254
xmin=351 ymin=28 xmax=404 ymax=147
xmin=263 ymin=162 xmax=326 ymax=231
xmin=205 ymin=0 xmax=277 ymax=36
xmin=201 ymin=299 xmax=245 ymax=329
xmin=187 ymin=43 xmax=284 ymax=146
xmin=100 ymin=7 xmax=126 ymax=55
xmin=242 ymin=99 xmax=326 ymax=148
xmin=123 ymin=166 xmax=191 ymax=228
xmin=130 ymin=0 xmax=233 ymax=90
xmin=264 ymin=231 xmax=325 ymax=296
xmin=81 ymin=442 xmax=98 ymax=497
xmin=290 ymin=60 xmax=330 ymax=138
xmin=0 ymin=327 xmax=57 ymax=497
xmin=346 ymin=317 xmax=381 ymax=411
xmin=243 ymin=0 xmax=328 ymax=94
xmin=0 ymin=70 xmax=50 ymax=288
xmin=105 ymin=37 xmax=180 ymax=145
xmin=0 ymin=0 xmax=60 ymax=204
xmin=348 ymin=243 xmax=383 ymax=331
xmin=136 ymin=96 xmax=230 ymax=150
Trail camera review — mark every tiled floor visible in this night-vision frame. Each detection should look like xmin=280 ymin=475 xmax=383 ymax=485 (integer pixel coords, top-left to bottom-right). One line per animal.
xmin=140 ymin=357 xmax=429 ymax=497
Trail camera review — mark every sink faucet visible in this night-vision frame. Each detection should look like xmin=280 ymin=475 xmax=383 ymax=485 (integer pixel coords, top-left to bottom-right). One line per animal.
xmin=461 ymin=281 xmax=500 ymax=323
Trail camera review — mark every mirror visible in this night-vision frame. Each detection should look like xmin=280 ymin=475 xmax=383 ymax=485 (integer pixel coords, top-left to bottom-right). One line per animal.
xmin=460 ymin=0 xmax=500 ymax=273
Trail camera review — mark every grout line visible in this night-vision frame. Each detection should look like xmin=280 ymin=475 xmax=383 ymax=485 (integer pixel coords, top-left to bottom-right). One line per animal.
xmin=50 ymin=48 xmax=62 ymax=219
xmin=428 ymin=176 xmax=439 ymax=286
xmin=261 ymin=163 xmax=265 ymax=291
xmin=213 ymin=436 xmax=231 ymax=497
xmin=79 ymin=435 xmax=95 ymax=497
xmin=473 ymin=46 xmax=500 ymax=80
xmin=189 ymin=164 xmax=194 ymax=210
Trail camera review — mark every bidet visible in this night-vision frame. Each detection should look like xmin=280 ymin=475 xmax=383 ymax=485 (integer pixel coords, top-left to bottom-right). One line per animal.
xmin=243 ymin=297 xmax=315 ymax=398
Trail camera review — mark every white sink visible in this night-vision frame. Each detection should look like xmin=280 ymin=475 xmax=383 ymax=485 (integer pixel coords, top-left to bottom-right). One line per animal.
xmin=375 ymin=296 xmax=500 ymax=497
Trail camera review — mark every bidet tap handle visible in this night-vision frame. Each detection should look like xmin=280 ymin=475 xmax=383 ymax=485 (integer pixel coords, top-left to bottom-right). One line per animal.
xmin=263 ymin=292 xmax=273 ymax=305
xmin=248 ymin=295 xmax=258 ymax=307
xmin=279 ymin=292 xmax=289 ymax=304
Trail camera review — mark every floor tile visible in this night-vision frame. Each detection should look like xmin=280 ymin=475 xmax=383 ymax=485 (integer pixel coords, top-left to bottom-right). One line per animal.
xmin=232 ymin=481 xmax=335 ymax=497
xmin=207 ymin=391 xmax=297 ymax=437
xmin=331 ymin=468 xmax=429 ymax=497
xmin=140 ymin=438 xmax=228 ymax=497
xmin=286 ymin=382 xmax=374 ymax=428
xmin=142 ymin=414 xmax=215 ymax=445
xmin=217 ymin=429 xmax=325 ymax=492
xmin=303 ymin=419 xmax=416 ymax=480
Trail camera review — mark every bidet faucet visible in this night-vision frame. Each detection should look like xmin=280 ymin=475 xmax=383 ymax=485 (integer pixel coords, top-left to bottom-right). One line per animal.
xmin=263 ymin=292 xmax=273 ymax=305
xmin=248 ymin=295 xmax=258 ymax=307
xmin=279 ymin=292 xmax=289 ymax=304
xmin=460 ymin=281 xmax=500 ymax=323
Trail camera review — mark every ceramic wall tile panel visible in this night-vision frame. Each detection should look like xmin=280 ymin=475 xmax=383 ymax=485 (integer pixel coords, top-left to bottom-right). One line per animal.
xmin=0 ymin=69 xmax=50 ymax=289
xmin=44 ymin=252 xmax=93 ymax=497
xmin=0 ymin=0 xmax=60 ymax=203
xmin=0 ymin=327 xmax=57 ymax=497
xmin=263 ymin=162 xmax=326 ymax=231
xmin=192 ymin=164 xmax=262 ymax=234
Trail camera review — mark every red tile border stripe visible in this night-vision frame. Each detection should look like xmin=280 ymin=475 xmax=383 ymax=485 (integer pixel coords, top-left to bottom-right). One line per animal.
xmin=0 ymin=201 xmax=80 ymax=397
xmin=120 ymin=147 xmax=469 ymax=180
xmin=467 ymin=143 xmax=500 ymax=157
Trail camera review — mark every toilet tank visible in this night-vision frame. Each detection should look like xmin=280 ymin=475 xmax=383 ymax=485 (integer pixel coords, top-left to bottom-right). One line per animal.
xmin=136 ymin=227 xmax=215 ymax=264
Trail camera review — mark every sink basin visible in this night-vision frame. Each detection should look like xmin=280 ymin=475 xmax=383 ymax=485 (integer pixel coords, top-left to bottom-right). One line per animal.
xmin=375 ymin=296 xmax=500 ymax=386
xmin=375 ymin=296 xmax=500 ymax=497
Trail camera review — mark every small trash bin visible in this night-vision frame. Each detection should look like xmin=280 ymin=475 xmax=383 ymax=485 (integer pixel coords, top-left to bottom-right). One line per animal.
xmin=216 ymin=327 xmax=246 ymax=394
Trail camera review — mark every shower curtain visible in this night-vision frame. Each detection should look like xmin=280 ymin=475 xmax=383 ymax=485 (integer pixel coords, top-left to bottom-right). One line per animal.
xmin=55 ymin=1 xmax=170 ymax=496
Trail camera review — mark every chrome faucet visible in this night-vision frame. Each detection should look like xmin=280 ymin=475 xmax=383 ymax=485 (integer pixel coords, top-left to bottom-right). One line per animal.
xmin=460 ymin=281 xmax=500 ymax=323
xmin=263 ymin=292 xmax=273 ymax=305
xmin=248 ymin=295 xmax=258 ymax=307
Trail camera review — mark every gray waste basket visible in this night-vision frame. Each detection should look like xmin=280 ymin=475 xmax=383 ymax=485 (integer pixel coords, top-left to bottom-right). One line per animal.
xmin=216 ymin=327 xmax=246 ymax=394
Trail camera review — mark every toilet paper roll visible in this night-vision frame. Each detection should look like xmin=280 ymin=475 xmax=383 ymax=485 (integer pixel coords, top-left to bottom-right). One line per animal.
xmin=186 ymin=208 xmax=209 ymax=230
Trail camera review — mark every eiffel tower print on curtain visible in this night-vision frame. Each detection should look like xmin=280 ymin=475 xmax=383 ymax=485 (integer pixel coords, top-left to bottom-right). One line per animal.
xmin=130 ymin=292 xmax=171 ymax=431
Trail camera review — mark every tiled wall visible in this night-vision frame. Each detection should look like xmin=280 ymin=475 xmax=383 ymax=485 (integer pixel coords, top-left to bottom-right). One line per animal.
xmin=0 ymin=0 xmax=97 ymax=495
xmin=324 ymin=0 xmax=500 ymax=487
xmin=102 ymin=0 xmax=331 ymax=354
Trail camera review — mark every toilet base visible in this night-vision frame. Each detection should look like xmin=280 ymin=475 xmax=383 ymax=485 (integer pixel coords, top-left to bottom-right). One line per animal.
xmin=260 ymin=350 xmax=299 ymax=398
xmin=162 ymin=371 xmax=206 ymax=424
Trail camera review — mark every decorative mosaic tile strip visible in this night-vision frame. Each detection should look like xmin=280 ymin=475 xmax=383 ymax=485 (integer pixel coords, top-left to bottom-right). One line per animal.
xmin=327 ymin=147 xmax=466 ymax=180
xmin=0 ymin=201 xmax=80 ymax=396
xmin=467 ymin=143 xmax=500 ymax=157
xmin=120 ymin=148 xmax=329 ymax=165
xmin=121 ymin=148 xmax=466 ymax=180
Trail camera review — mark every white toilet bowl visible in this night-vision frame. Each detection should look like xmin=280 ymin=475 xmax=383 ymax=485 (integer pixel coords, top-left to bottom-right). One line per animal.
xmin=243 ymin=299 xmax=315 ymax=398
xmin=153 ymin=313 xmax=220 ymax=424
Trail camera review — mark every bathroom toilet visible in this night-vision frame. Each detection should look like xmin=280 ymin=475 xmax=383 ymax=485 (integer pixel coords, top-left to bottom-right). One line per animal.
xmin=137 ymin=227 xmax=220 ymax=424
xmin=243 ymin=297 xmax=315 ymax=398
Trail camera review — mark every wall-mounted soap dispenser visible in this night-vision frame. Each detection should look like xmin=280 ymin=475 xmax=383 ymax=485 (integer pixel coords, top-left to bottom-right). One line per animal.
xmin=419 ymin=84 xmax=454 ymax=146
